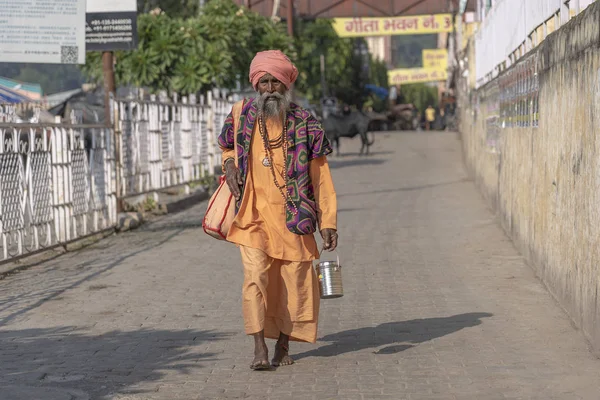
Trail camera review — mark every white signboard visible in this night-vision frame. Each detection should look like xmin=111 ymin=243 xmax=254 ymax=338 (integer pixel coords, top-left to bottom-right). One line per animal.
xmin=0 ymin=0 xmax=86 ymax=64
xmin=87 ymin=0 xmax=136 ymax=13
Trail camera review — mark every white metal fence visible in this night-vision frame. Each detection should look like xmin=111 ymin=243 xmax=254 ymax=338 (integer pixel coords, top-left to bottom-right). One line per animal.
xmin=0 ymin=92 xmax=234 ymax=262
xmin=116 ymin=92 xmax=232 ymax=197
xmin=0 ymin=106 xmax=116 ymax=261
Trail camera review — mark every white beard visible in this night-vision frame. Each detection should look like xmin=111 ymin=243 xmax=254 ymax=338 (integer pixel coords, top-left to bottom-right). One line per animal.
xmin=257 ymin=91 xmax=292 ymax=118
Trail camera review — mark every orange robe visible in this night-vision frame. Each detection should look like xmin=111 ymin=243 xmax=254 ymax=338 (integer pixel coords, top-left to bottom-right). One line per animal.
xmin=220 ymin=115 xmax=337 ymax=343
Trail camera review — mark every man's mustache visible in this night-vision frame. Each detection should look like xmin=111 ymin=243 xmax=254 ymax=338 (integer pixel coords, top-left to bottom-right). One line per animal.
xmin=262 ymin=92 xmax=284 ymax=101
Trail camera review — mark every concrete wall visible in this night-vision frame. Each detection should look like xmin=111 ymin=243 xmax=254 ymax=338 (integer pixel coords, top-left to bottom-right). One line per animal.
xmin=459 ymin=2 xmax=600 ymax=351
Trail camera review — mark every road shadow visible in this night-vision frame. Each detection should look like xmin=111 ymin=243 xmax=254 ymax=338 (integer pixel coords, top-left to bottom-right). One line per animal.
xmin=0 ymin=326 xmax=230 ymax=399
xmin=138 ymin=220 xmax=204 ymax=233
xmin=293 ymin=312 xmax=493 ymax=360
xmin=337 ymin=178 xmax=470 ymax=198
xmin=337 ymin=208 xmax=363 ymax=214
xmin=328 ymin=158 xmax=387 ymax=169
xmin=329 ymin=150 xmax=395 ymax=158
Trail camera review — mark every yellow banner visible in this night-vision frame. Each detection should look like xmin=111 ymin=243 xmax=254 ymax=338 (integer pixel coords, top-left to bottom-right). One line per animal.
xmin=422 ymin=49 xmax=448 ymax=69
xmin=388 ymin=68 xmax=448 ymax=85
xmin=332 ymin=14 xmax=452 ymax=38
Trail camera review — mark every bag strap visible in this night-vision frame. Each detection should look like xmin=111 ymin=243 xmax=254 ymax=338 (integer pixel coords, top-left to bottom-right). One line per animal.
xmin=231 ymin=99 xmax=245 ymax=168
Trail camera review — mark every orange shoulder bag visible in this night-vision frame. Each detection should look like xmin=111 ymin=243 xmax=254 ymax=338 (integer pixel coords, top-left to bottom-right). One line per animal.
xmin=202 ymin=100 xmax=245 ymax=241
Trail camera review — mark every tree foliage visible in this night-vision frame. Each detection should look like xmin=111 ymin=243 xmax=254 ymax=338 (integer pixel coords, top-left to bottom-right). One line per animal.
xmin=82 ymin=0 xmax=388 ymax=110
xmin=293 ymin=19 xmax=352 ymax=103
xmin=82 ymin=0 xmax=292 ymax=95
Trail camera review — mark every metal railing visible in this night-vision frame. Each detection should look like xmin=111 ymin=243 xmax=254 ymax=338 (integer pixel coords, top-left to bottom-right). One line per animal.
xmin=115 ymin=92 xmax=233 ymax=197
xmin=0 ymin=118 xmax=116 ymax=261
xmin=0 ymin=91 xmax=234 ymax=262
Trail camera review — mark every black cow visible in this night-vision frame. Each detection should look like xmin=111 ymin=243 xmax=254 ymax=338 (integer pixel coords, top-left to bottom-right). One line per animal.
xmin=322 ymin=107 xmax=374 ymax=156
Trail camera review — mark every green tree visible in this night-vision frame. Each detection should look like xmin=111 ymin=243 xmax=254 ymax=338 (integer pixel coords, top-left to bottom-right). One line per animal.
xmin=81 ymin=0 xmax=292 ymax=95
xmin=335 ymin=39 xmax=370 ymax=109
xmin=293 ymin=19 xmax=353 ymax=103
xmin=83 ymin=0 xmax=390 ymax=105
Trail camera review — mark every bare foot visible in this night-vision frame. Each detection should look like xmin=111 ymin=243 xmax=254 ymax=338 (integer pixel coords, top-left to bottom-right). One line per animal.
xmin=250 ymin=344 xmax=270 ymax=370
xmin=272 ymin=335 xmax=294 ymax=367
xmin=250 ymin=332 xmax=270 ymax=370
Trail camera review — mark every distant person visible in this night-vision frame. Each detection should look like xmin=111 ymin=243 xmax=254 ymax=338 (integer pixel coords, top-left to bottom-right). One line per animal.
xmin=218 ymin=50 xmax=338 ymax=370
xmin=425 ymin=105 xmax=436 ymax=131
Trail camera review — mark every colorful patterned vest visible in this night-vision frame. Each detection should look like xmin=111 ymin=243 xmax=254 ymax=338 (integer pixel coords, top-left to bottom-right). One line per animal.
xmin=218 ymin=99 xmax=332 ymax=235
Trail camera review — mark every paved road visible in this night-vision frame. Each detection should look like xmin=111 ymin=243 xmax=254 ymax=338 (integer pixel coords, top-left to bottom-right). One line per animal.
xmin=1 ymin=132 xmax=600 ymax=400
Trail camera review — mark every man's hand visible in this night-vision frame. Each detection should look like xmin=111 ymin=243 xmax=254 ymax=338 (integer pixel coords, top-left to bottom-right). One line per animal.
xmin=321 ymin=228 xmax=338 ymax=252
xmin=224 ymin=159 xmax=242 ymax=200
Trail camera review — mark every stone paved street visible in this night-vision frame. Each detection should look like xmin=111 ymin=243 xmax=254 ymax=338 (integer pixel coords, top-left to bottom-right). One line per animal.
xmin=1 ymin=132 xmax=600 ymax=400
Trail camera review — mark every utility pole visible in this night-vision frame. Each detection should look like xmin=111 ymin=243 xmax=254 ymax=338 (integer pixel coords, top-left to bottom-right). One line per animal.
xmin=102 ymin=50 xmax=123 ymax=213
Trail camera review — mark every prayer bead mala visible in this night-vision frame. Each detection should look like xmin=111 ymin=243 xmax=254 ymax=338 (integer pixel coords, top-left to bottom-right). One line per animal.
xmin=257 ymin=115 xmax=299 ymax=216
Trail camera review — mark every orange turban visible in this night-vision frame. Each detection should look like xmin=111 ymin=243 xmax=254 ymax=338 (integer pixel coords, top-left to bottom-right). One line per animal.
xmin=249 ymin=50 xmax=298 ymax=90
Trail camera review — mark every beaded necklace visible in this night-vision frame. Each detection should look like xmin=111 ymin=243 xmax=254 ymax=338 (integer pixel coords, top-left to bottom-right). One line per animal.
xmin=257 ymin=115 xmax=299 ymax=216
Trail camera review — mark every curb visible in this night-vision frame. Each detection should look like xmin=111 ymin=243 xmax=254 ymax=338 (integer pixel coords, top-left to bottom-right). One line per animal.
xmin=159 ymin=187 xmax=210 ymax=214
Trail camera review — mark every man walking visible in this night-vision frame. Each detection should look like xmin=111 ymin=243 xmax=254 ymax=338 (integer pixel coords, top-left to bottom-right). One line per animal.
xmin=218 ymin=50 xmax=338 ymax=370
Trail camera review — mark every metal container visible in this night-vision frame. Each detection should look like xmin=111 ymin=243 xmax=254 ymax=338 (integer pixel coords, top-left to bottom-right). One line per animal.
xmin=315 ymin=251 xmax=343 ymax=299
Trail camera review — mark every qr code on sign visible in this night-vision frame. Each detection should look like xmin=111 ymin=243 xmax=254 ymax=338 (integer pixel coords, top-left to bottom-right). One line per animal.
xmin=61 ymin=46 xmax=79 ymax=64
